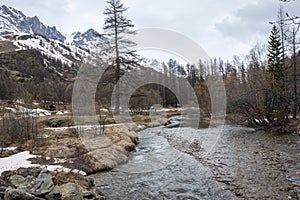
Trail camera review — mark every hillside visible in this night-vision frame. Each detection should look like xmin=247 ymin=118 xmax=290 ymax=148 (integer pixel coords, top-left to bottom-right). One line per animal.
xmin=0 ymin=5 xmax=109 ymax=103
xmin=0 ymin=5 xmax=105 ymax=49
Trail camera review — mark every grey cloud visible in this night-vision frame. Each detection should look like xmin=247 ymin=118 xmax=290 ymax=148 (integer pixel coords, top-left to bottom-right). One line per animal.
xmin=214 ymin=0 xmax=293 ymax=42
xmin=2 ymin=0 xmax=294 ymax=60
xmin=0 ymin=0 xmax=69 ymax=28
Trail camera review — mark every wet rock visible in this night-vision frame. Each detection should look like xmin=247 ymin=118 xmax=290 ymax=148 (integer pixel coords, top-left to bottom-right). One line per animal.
xmin=45 ymin=188 xmax=61 ymax=200
xmin=59 ymin=183 xmax=83 ymax=200
xmin=4 ymin=188 xmax=44 ymax=200
xmin=83 ymin=191 xmax=95 ymax=199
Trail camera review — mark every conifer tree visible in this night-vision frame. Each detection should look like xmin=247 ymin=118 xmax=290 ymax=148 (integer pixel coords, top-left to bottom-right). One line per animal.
xmin=103 ymin=0 xmax=139 ymax=114
xmin=267 ymin=25 xmax=284 ymax=85
xmin=266 ymin=25 xmax=286 ymax=123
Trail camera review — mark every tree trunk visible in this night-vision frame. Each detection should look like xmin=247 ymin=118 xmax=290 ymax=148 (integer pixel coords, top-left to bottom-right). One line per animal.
xmin=293 ymin=27 xmax=297 ymax=118
xmin=114 ymin=7 xmax=120 ymax=115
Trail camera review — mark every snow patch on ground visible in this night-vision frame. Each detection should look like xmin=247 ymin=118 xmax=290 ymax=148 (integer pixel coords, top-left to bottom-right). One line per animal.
xmin=16 ymin=106 xmax=52 ymax=117
xmin=3 ymin=106 xmax=71 ymax=117
xmin=46 ymin=165 xmax=86 ymax=176
xmin=2 ymin=105 xmax=52 ymax=117
xmin=56 ymin=110 xmax=70 ymax=115
xmin=0 ymin=151 xmax=38 ymax=175
xmin=0 ymin=151 xmax=86 ymax=176
xmin=2 ymin=147 xmax=18 ymax=151
xmin=44 ymin=127 xmax=71 ymax=131
xmin=0 ymin=36 xmax=7 ymax=41
xmin=45 ymin=124 xmax=121 ymax=131
xmin=4 ymin=107 xmax=17 ymax=113
xmin=56 ymin=111 xmax=64 ymax=115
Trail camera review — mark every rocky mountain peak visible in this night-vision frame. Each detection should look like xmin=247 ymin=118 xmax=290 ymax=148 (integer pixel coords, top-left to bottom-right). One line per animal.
xmin=0 ymin=5 xmax=65 ymax=42
xmin=0 ymin=5 xmax=105 ymax=50
xmin=71 ymin=28 xmax=105 ymax=51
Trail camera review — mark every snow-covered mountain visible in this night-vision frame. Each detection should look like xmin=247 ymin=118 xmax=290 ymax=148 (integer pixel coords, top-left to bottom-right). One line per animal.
xmin=0 ymin=5 xmax=65 ymax=42
xmin=142 ymin=58 xmax=166 ymax=73
xmin=0 ymin=5 xmax=110 ymax=79
xmin=0 ymin=5 xmax=182 ymax=79
xmin=0 ymin=34 xmax=90 ymax=79
xmin=13 ymin=34 xmax=89 ymax=65
xmin=0 ymin=5 xmax=105 ymax=51
xmin=68 ymin=29 xmax=106 ymax=51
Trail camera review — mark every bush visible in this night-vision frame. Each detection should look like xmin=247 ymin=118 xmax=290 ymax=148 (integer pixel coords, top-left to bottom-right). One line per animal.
xmin=46 ymin=117 xmax=73 ymax=127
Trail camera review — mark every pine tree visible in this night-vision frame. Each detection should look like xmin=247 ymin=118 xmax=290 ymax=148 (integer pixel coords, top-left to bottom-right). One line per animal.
xmin=266 ymin=25 xmax=286 ymax=123
xmin=103 ymin=0 xmax=139 ymax=114
xmin=267 ymin=25 xmax=284 ymax=86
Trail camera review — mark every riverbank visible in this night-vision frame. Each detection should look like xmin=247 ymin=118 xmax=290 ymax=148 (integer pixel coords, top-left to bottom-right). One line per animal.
xmin=3 ymin=109 xmax=299 ymax=199
xmin=164 ymin=125 xmax=300 ymax=199
xmin=0 ymin=111 xmax=170 ymax=199
xmin=88 ymin=117 xmax=300 ymax=199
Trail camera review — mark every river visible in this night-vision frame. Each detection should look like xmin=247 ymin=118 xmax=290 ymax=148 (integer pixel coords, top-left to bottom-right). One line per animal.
xmin=90 ymin=117 xmax=300 ymax=199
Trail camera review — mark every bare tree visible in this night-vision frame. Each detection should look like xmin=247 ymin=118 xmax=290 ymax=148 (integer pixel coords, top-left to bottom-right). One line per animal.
xmin=286 ymin=13 xmax=300 ymax=118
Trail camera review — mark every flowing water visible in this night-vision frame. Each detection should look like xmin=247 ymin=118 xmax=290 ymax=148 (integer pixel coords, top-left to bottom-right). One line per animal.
xmin=91 ymin=117 xmax=300 ymax=199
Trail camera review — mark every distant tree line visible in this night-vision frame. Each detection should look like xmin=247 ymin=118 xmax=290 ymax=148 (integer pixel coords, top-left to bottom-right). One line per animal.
xmin=0 ymin=49 xmax=75 ymax=107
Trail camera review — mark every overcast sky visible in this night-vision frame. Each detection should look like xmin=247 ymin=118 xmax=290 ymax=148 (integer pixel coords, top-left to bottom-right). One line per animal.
xmin=1 ymin=0 xmax=300 ymax=61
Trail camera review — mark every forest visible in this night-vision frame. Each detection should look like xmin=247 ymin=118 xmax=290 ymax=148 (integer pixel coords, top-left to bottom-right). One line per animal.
xmin=0 ymin=1 xmax=299 ymax=133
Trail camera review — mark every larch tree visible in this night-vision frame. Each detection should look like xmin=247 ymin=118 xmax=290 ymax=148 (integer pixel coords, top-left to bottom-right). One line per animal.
xmin=102 ymin=0 xmax=139 ymax=114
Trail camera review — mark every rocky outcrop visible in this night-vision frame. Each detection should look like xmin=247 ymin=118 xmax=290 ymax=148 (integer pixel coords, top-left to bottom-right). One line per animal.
xmin=67 ymin=125 xmax=138 ymax=174
xmin=8 ymin=169 xmax=54 ymax=196
xmin=4 ymin=189 xmax=44 ymax=200
xmin=59 ymin=183 xmax=83 ymax=200
xmin=0 ymin=167 xmax=105 ymax=200
xmin=71 ymin=29 xmax=106 ymax=51
xmin=36 ymin=123 xmax=139 ymax=174
xmin=0 ymin=5 xmax=65 ymax=42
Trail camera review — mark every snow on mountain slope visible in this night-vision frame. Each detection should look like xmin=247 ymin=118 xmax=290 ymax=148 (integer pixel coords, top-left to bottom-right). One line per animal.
xmin=0 ymin=34 xmax=91 ymax=78
xmin=0 ymin=5 xmax=26 ymax=34
xmin=0 ymin=5 xmax=65 ymax=42
xmin=0 ymin=5 xmax=171 ymax=78
xmin=142 ymin=58 xmax=166 ymax=73
xmin=13 ymin=34 xmax=89 ymax=65
xmin=0 ymin=5 xmax=105 ymax=52
xmin=69 ymin=28 xmax=106 ymax=51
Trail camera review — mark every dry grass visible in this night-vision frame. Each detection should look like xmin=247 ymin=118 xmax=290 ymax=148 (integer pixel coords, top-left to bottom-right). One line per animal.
xmin=51 ymin=171 xmax=92 ymax=191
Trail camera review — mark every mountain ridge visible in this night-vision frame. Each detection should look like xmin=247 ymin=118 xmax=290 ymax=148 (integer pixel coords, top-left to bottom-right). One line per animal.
xmin=0 ymin=5 xmax=104 ymax=51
